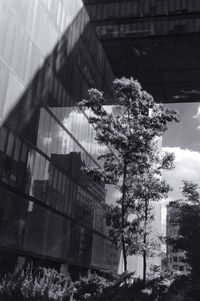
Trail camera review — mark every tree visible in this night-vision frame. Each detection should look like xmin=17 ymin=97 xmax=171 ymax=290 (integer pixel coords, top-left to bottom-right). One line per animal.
xmin=78 ymin=77 xmax=178 ymax=277
xmin=169 ymin=181 xmax=200 ymax=282
xmin=127 ymin=152 xmax=178 ymax=283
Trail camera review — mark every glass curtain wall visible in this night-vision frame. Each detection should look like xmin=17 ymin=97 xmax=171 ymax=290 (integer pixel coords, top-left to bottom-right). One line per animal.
xmin=85 ymin=0 xmax=200 ymax=39
xmin=0 ymin=0 xmax=120 ymax=276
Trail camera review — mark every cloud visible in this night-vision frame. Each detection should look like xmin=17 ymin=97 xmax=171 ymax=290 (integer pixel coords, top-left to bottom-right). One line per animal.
xmin=62 ymin=109 xmax=90 ymax=141
xmin=161 ymin=147 xmax=200 ymax=229
xmin=173 ymin=90 xmax=200 ymax=102
xmin=193 ymin=105 xmax=200 ymax=119
xmin=60 ymin=109 xmax=107 ymax=159
xmin=162 ymin=147 xmax=200 ymax=200
xmin=193 ymin=105 xmax=200 ymax=130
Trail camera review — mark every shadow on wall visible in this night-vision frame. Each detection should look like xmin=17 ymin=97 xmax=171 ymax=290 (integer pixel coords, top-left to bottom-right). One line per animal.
xmin=2 ymin=5 xmax=113 ymax=138
xmin=0 ymin=1 xmax=121 ymax=275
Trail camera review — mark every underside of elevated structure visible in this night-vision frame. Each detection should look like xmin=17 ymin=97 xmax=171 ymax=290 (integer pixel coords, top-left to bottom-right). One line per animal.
xmin=83 ymin=0 xmax=200 ymax=103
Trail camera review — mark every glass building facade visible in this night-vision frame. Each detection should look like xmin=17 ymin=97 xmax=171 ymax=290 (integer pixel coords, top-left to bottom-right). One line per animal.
xmin=1 ymin=0 xmax=199 ymax=279
xmin=0 ymin=0 xmax=119 ymax=278
xmin=84 ymin=0 xmax=200 ymax=104
xmin=166 ymin=204 xmax=191 ymax=275
xmin=85 ymin=0 xmax=200 ymax=39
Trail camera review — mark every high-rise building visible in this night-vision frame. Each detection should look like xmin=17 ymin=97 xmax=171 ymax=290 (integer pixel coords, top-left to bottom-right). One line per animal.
xmin=166 ymin=203 xmax=190 ymax=275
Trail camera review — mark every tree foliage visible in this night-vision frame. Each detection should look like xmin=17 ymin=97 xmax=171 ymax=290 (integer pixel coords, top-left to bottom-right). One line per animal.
xmin=78 ymin=77 xmax=178 ymax=277
xmin=0 ymin=266 xmax=74 ymax=301
xmin=169 ymin=181 xmax=200 ymax=281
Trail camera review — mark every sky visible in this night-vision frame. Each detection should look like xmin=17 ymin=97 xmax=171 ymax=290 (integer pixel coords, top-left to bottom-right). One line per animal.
xmin=161 ymin=102 xmax=200 ymax=227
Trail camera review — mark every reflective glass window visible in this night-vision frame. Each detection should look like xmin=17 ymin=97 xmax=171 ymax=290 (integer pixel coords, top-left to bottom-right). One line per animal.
xmin=0 ymin=127 xmax=8 ymax=152
xmin=157 ymin=1 xmax=162 ymax=14
xmin=0 ymin=5 xmax=7 ymax=57
xmin=61 ymin=175 xmax=66 ymax=195
xmin=27 ymin=149 xmax=36 ymax=176
xmin=163 ymin=1 xmax=168 ymax=14
xmin=188 ymin=19 xmax=194 ymax=32
xmin=38 ymin=155 xmax=46 ymax=181
xmin=2 ymin=7 xmax=15 ymax=65
xmin=6 ymin=132 xmax=15 ymax=157
xmin=96 ymin=4 xmax=102 ymax=19
xmin=181 ymin=0 xmax=187 ymax=11
xmin=0 ymin=186 xmax=70 ymax=259
xmin=169 ymin=0 xmax=175 ymax=12
xmin=32 ymin=152 xmax=41 ymax=182
xmin=11 ymin=25 xmax=25 ymax=78
xmin=0 ymin=63 xmax=9 ymax=117
xmin=53 ymin=168 xmax=58 ymax=190
xmin=57 ymin=1 xmax=63 ymax=28
xmin=3 ymin=73 xmax=24 ymax=119
xmin=26 ymin=0 xmax=37 ymax=37
xmin=47 ymin=0 xmax=52 ymax=10
xmin=20 ymin=34 xmax=30 ymax=81
xmin=195 ymin=18 xmax=200 ymax=31
xmin=188 ymin=0 xmax=194 ymax=11
xmin=32 ymin=1 xmax=42 ymax=43
xmin=51 ymin=0 xmax=59 ymax=23
xmin=144 ymin=0 xmax=150 ymax=14
xmin=132 ymin=1 xmax=137 ymax=15
xmin=48 ymin=164 xmax=53 ymax=187
xmin=194 ymin=0 xmax=200 ymax=10
xmin=24 ymin=41 xmax=34 ymax=84
xmin=8 ymin=0 xmax=29 ymax=26
xmin=175 ymin=0 xmax=181 ymax=11
xmin=20 ymin=143 xmax=28 ymax=163
xmin=57 ymin=171 xmax=62 ymax=192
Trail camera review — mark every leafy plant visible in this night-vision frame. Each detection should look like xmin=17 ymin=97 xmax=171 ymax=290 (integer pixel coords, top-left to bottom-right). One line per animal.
xmin=0 ymin=266 xmax=74 ymax=301
xmin=74 ymin=273 xmax=111 ymax=301
xmin=168 ymin=181 xmax=200 ymax=282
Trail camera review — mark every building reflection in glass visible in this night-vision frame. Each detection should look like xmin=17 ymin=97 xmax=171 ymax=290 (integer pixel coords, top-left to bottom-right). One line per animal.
xmin=0 ymin=0 xmax=120 ymax=277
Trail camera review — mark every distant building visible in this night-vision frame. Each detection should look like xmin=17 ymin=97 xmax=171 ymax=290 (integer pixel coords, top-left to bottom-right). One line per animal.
xmin=126 ymin=202 xmax=162 ymax=278
xmin=166 ymin=203 xmax=191 ymax=275
xmin=160 ymin=251 xmax=168 ymax=277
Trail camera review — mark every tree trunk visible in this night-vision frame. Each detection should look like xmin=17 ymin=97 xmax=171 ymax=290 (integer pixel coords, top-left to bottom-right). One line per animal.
xmin=122 ymin=233 xmax=127 ymax=272
xmin=143 ymin=198 xmax=148 ymax=285
xmin=121 ymin=189 xmax=127 ymax=273
xmin=143 ymin=235 xmax=147 ymax=285
xmin=121 ymin=158 xmax=128 ymax=273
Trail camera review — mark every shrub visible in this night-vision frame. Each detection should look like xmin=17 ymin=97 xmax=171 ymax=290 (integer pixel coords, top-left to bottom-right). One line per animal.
xmin=85 ymin=276 xmax=153 ymax=301
xmin=0 ymin=266 xmax=74 ymax=301
xmin=73 ymin=272 xmax=137 ymax=301
xmin=94 ymin=270 xmax=119 ymax=282
xmin=74 ymin=273 xmax=114 ymax=301
xmin=74 ymin=273 xmax=111 ymax=301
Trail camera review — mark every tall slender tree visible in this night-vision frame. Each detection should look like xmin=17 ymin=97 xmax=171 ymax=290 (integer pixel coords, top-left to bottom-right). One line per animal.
xmin=78 ymin=77 xmax=178 ymax=276
xmin=130 ymin=166 xmax=174 ymax=283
